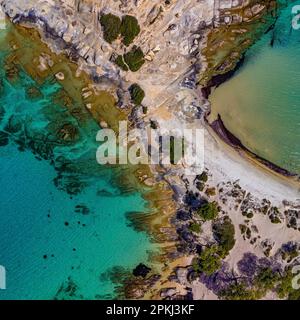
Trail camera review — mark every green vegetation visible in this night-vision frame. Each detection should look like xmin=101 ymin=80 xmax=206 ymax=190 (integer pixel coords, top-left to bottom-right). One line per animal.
xmin=115 ymin=55 xmax=129 ymax=71
xmin=124 ymin=46 xmax=145 ymax=72
xmin=192 ymin=257 xmax=201 ymax=273
xmin=197 ymin=202 xmax=219 ymax=221
xmin=100 ymin=13 xmax=141 ymax=46
xmin=198 ymin=171 xmax=208 ymax=182
xmin=205 ymin=187 xmax=216 ymax=196
xmin=142 ymin=106 xmax=148 ymax=114
xmin=220 ymin=283 xmax=256 ymax=300
xmin=196 ymin=181 xmax=205 ymax=191
xmin=197 ymin=245 xmax=222 ymax=275
xmin=120 ymin=15 xmax=141 ymax=46
xmin=281 ymin=248 xmax=299 ymax=263
xmin=213 ymin=217 xmax=235 ymax=256
xmin=150 ymin=120 xmax=158 ymax=129
xmin=99 ymin=13 xmax=122 ymax=43
xmin=188 ymin=222 xmax=202 ymax=234
xmin=129 ymin=83 xmax=145 ymax=105
xmin=242 ymin=211 xmax=254 ymax=219
xmin=220 ymin=267 xmax=300 ymax=300
xmin=239 ymin=224 xmax=247 ymax=234
xmin=269 ymin=215 xmax=281 ymax=224
xmin=275 ymin=268 xmax=300 ymax=300
xmin=114 ymin=46 xmax=145 ymax=72
xmin=169 ymin=137 xmax=185 ymax=165
xmin=254 ymin=267 xmax=280 ymax=294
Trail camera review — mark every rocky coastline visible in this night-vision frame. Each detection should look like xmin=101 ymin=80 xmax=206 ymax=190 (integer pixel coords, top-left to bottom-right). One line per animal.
xmin=1 ymin=0 xmax=300 ymax=300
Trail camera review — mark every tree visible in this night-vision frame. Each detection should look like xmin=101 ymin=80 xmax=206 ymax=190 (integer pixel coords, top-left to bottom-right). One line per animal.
xmin=100 ymin=13 xmax=122 ymax=43
xmin=213 ymin=217 xmax=235 ymax=256
xmin=124 ymin=46 xmax=145 ymax=72
xmin=129 ymin=83 xmax=145 ymax=105
xmin=254 ymin=267 xmax=280 ymax=294
xmin=220 ymin=283 xmax=256 ymax=300
xmin=198 ymin=245 xmax=222 ymax=275
xmin=121 ymin=15 xmax=141 ymax=46
xmin=197 ymin=201 xmax=219 ymax=221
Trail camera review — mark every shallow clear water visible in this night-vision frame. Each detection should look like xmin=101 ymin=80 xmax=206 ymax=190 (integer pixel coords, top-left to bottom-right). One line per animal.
xmin=209 ymin=2 xmax=300 ymax=174
xmin=0 ymin=27 xmax=154 ymax=299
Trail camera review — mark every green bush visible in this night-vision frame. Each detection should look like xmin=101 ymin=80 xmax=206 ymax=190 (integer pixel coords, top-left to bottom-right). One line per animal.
xmin=254 ymin=267 xmax=280 ymax=293
xmin=115 ymin=55 xmax=129 ymax=71
xmin=198 ymin=171 xmax=208 ymax=182
xmin=191 ymin=257 xmax=201 ymax=273
xmin=197 ymin=202 xmax=219 ymax=221
xmin=100 ymin=13 xmax=122 ymax=43
xmin=121 ymin=15 xmax=140 ymax=46
xmin=124 ymin=46 xmax=145 ymax=72
xmin=213 ymin=217 xmax=235 ymax=256
xmin=220 ymin=283 xmax=256 ymax=300
xmin=198 ymin=246 xmax=222 ymax=275
xmin=129 ymin=83 xmax=145 ymax=105
xmin=189 ymin=222 xmax=202 ymax=234
xmin=276 ymin=268 xmax=300 ymax=300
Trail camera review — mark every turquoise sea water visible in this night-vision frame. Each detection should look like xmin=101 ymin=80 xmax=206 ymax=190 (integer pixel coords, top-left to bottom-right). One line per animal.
xmin=0 ymin=28 xmax=154 ymax=299
xmin=210 ymin=2 xmax=300 ymax=174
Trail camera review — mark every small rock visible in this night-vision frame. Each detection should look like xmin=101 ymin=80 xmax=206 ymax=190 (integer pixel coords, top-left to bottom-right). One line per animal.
xmin=55 ymin=72 xmax=65 ymax=81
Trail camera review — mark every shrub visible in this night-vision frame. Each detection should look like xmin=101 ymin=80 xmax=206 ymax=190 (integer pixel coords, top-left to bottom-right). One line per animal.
xmin=100 ymin=13 xmax=122 ymax=43
xmin=129 ymin=83 xmax=145 ymax=105
xmin=192 ymin=257 xmax=201 ymax=273
xmin=205 ymin=187 xmax=216 ymax=197
xmin=124 ymin=46 xmax=145 ymax=72
xmin=276 ymin=268 xmax=300 ymax=300
xmin=213 ymin=217 xmax=235 ymax=256
xmin=196 ymin=181 xmax=205 ymax=191
xmin=189 ymin=222 xmax=202 ymax=234
xmin=197 ymin=201 xmax=219 ymax=221
xmin=254 ymin=267 xmax=280 ymax=293
xmin=198 ymin=245 xmax=222 ymax=275
xmin=198 ymin=171 xmax=208 ymax=182
xmin=220 ymin=283 xmax=256 ymax=300
xmin=115 ymin=55 xmax=129 ymax=71
xmin=121 ymin=15 xmax=140 ymax=46
xmin=239 ymin=224 xmax=247 ymax=234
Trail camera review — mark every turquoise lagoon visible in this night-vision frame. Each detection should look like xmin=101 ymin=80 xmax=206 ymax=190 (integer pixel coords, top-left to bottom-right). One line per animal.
xmin=209 ymin=2 xmax=300 ymax=175
xmin=0 ymin=27 xmax=155 ymax=299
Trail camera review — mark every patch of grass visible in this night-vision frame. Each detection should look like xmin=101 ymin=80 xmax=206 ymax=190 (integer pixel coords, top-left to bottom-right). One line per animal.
xmin=197 ymin=201 xmax=219 ymax=221
xmin=124 ymin=46 xmax=145 ymax=72
xmin=129 ymin=83 xmax=145 ymax=105
xmin=121 ymin=15 xmax=140 ymax=46
xmin=100 ymin=13 xmax=122 ymax=43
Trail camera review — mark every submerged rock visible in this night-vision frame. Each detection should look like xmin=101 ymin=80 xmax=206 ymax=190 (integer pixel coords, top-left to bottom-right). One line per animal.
xmin=25 ymin=85 xmax=43 ymax=100
xmin=132 ymin=263 xmax=151 ymax=278
xmin=0 ymin=131 xmax=9 ymax=147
